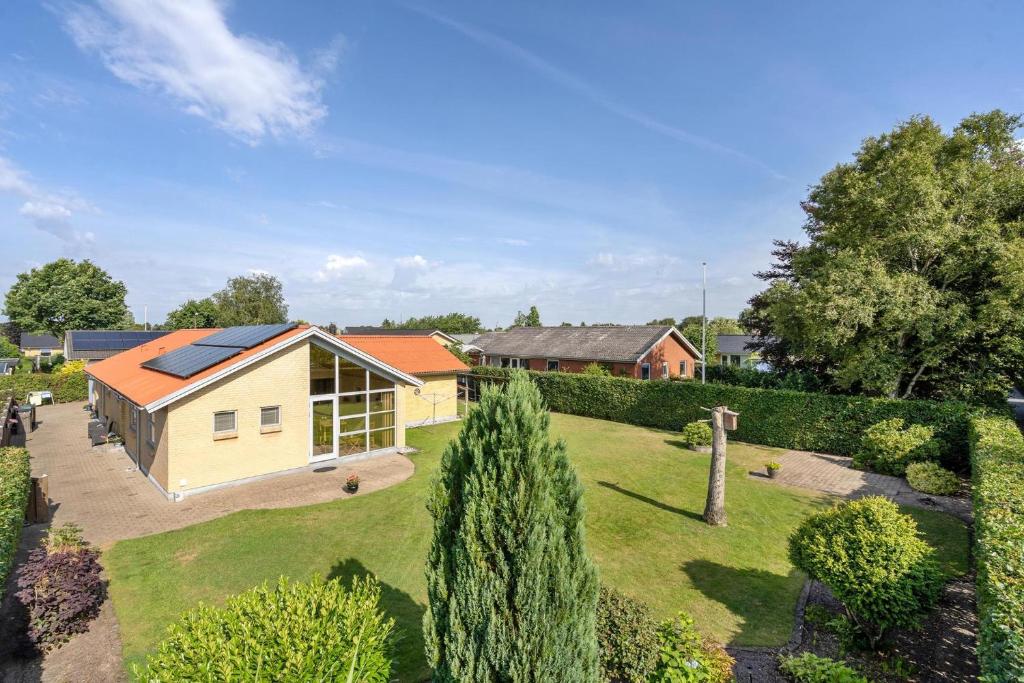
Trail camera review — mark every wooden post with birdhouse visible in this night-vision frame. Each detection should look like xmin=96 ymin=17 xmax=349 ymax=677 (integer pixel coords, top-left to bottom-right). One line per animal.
xmin=703 ymin=405 xmax=739 ymax=527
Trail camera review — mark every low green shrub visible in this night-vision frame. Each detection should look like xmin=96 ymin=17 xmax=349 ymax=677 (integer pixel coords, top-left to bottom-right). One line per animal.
xmin=595 ymin=584 xmax=658 ymax=682
xmin=15 ymin=524 xmax=105 ymax=648
xmin=680 ymin=421 xmax=712 ymax=448
xmin=0 ymin=446 xmax=31 ymax=601
xmin=787 ymin=497 xmax=943 ymax=648
xmin=905 ymin=461 xmax=960 ymax=496
xmin=469 ymin=368 xmax=970 ymax=469
xmin=707 ymin=364 xmax=829 ymax=393
xmin=0 ymin=370 xmax=88 ymax=404
xmin=582 ymin=362 xmax=613 ymax=377
xmin=854 ymin=418 xmax=939 ymax=475
xmin=777 ymin=653 xmax=867 ymax=683
xmin=970 ymin=415 xmax=1024 ymax=682
xmin=138 ymin=574 xmax=395 ymax=682
xmin=651 ymin=612 xmax=734 ymax=683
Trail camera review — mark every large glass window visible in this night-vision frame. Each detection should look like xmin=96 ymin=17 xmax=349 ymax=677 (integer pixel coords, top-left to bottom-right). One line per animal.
xmin=309 ymin=342 xmax=398 ymax=459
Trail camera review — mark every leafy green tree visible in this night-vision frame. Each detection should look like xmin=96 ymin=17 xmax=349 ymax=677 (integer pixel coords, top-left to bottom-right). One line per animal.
xmin=164 ymin=298 xmax=221 ymax=329
xmin=512 ymin=305 xmax=542 ymax=327
xmin=646 ymin=317 xmax=677 ymax=327
xmin=211 ymin=274 xmax=288 ymax=327
xmin=424 ymin=372 xmax=599 ymax=681
xmin=744 ymin=111 xmax=1024 ymax=401
xmin=381 ymin=312 xmax=482 ymax=334
xmin=3 ymin=259 xmax=130 ymax=339
xmin=0 ymin=336 xmax=19 ymax=357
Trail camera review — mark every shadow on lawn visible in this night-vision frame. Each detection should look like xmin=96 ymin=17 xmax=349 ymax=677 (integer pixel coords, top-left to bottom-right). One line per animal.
xmin=683 ymin=559 xmax=801 ymax=645
xmin=328 ymin=559 xmax=428 ymax=681
xmin=596 ymin=481 xmax=704 ymax=522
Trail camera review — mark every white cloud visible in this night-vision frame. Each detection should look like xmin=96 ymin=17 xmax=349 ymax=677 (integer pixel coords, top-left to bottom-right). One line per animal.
xmin=0 ymin=155 xmax=95 ymax=246
xmin=315 ymin=253 xmax=370 ymax=281
xmin=60 ymin=0 xmax=335 ymax=142
xmin=394 ymin=254 xmax=432 ymax=269
xmin=500 ymin=237 xmax=529 ymax=247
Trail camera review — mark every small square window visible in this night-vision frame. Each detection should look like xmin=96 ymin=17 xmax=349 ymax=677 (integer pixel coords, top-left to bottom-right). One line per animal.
xmin=546 ymin=359 xmax=559 ymax=372
xmin=260 ymin=406 xmax=281 ymax=428
xmin=213 ymin=410 xmax=237 ymax=434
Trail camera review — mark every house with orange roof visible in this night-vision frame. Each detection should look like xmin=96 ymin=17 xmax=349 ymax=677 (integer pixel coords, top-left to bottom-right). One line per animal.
xmin=339 ymin=334 xmax=469 ymax=427
xmin=85 ymin=324 xmax=423 ymax=500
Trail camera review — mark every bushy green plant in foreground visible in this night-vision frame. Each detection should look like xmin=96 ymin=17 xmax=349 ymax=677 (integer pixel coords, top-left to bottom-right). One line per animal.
xmin=138 ymin=575 xmax=395 ymax=682
xmin=424 ymin=372 xmax=599 ymax=681
xmin=596 ymin=584 xmax=659 ymax=682
xmin=680 ymin=421 xmax=712 ymax=448
xmin=652 ymin=612 xmax=734 ymax=683
xmin=788 ymin=497 xmax=943 ymax=648
xmin=970 ymin=415 xmax=1024 ymax=682
xmin=854 ymin=418 xmax=939 ymax=475
xmin=905 ymin=461 xmax=960 ymax=496
xmin=777 ymin=652 xmax=868 ymax=683
xmin=0 ymin=447 xmax=31 ymax=601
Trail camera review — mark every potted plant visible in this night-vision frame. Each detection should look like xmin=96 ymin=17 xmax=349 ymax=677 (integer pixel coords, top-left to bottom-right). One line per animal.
xmin=765 ymin=461 xmax=781 ymax=479
xmin=680 ymin=421 xmax=713 ymax=453
xmin=345 ymin=473 xmax=360 ymax=493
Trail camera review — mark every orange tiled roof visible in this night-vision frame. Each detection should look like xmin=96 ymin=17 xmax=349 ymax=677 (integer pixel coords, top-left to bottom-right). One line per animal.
xmin=339 ymin=335 xmax=468 ymax=376
xmin=85 ymin=326 xmax=309 ymax=407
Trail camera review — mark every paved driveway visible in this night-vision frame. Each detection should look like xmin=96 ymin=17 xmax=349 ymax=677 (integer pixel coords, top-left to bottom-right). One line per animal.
xmin=24 ymin=401 xmax=416 ymax=546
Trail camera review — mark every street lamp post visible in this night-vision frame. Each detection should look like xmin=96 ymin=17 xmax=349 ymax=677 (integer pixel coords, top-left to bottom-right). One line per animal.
xmin=701 ymin=262 xmax=707 ymax=384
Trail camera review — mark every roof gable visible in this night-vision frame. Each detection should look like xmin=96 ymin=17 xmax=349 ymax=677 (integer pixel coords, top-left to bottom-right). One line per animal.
xmin=340 ymin=335 xmax=469 ymax=375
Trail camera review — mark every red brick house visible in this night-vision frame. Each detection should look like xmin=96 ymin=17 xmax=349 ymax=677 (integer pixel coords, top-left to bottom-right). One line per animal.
xmin=470 ymin=325 xmax=701 ymax=379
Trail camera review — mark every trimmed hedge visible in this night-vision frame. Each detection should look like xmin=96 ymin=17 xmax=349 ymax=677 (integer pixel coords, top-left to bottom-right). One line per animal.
xmin=970 ymin=415 xmax=1024 ymax=682
xmin=0 ymin=447 xmax=31 ymax=601
xmin=0 ymin=370 xmax=88 ymax=404
xmin=470 ymin=368 xmax=971 ymax=467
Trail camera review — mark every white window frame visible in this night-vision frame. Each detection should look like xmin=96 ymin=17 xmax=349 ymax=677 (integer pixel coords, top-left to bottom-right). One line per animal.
xmin=679 ymin=360 xmax=687 ymax=376
xmin=661 ymin=362 xmax=669 ymax=379
xmin=146 ymin=412 xmax=156 ymax=447
xmin=546 ymin=359 xmax=559 ymax=372
xmin=213 ymin=410 xmax=237 ymax=436
xmin=641 ymin=363 xmax=651 ymax=380
xmin=260 ymin=405 xmax=281 ymax=428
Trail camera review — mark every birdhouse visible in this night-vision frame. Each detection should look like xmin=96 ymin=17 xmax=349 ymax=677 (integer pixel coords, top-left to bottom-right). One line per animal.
xmin=723 ymin=409 xmax=739 ymax=431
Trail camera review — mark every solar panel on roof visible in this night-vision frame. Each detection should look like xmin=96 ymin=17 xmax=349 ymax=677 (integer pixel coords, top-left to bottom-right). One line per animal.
xmin=70 ymin=330 xmax=169 ymax=352
xmin=194 ymin=323 xmax=296 ymax=349
xmin=141 ymin=345 xmax=243 ymax=378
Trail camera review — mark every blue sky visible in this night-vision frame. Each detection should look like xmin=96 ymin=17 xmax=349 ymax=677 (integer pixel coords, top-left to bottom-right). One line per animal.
xmin=1 ymin=1 xmax=1022 ymax=328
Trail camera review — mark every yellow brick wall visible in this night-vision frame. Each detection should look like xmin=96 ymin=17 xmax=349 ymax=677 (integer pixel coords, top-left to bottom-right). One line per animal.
xmin=166 ymin=341 xmax=311 ymax=494
xmin=404 ymin=374 xmax=459 ymax=426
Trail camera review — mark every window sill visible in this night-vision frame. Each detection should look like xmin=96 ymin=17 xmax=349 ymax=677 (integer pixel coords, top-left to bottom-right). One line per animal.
xmin=213 ymin=431 xmax=238 ymax=441
xmin=260 ymin=425 xmax=282 ymax=434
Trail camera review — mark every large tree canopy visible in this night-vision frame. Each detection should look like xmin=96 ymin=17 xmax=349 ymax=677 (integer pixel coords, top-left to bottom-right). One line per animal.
xmin=512 ymin=305 xmax=542 ymax=327
xmin=164 ymin=297 xmax=221 ymax=329
xmin=3 ymin=258 xmax=131 ymax=339
xmin=211 ymin=274 xmax=288 ymax=327
xmin=744 ymin=111 xmax=1024 ymax=402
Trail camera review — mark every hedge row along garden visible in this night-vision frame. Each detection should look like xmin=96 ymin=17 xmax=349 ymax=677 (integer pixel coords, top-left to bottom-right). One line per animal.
xmin=0 ymin=447 xmax=31 ymax=601
xmin=0 ymin=370 xmax=88 ymax=404
xmin=969 ymin=415 xmax=1024 ymax=681
xmin=470 ymin=368 xmax=972 ymax=469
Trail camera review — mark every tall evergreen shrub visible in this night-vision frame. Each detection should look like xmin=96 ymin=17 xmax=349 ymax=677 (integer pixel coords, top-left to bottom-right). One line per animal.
xmin=424 ymin=371 xmax=599 ymax=682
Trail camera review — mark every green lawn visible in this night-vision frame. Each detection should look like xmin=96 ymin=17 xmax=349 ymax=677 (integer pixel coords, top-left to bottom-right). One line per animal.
xmin=105 ymin=413 xmax=969 ymax=681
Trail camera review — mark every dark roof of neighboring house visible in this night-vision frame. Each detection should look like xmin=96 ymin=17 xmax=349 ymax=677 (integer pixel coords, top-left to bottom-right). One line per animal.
xmin=19 ymin=333 xmax=59 ymax=350
xmin=716 ymin=334 xmax=760 ymax=355
xmin=64 ymin=329 xmax=173 ymax=360
xmin=343 ymin=327 xmax=458 ymax=343
xmin=472 ymin=326 xmax=700 ymax=363
xmin=450 ymin=333 xmax=482 ymax=347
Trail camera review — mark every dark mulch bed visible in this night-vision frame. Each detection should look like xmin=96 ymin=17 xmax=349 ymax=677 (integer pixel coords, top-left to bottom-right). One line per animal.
xmin=731 ymin=575 xmax=979 ymax=682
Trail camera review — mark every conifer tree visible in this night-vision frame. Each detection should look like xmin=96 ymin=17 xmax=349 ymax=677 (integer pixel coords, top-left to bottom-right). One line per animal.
xmin=424 ymin=372 xmax=599 ymax=682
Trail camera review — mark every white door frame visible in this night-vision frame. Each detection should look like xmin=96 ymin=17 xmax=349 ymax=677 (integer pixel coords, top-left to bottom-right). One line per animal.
xmin=309 ymin=395 xmax=338 ymax=462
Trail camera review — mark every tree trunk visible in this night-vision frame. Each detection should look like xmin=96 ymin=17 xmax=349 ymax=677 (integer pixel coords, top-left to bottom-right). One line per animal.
xmin=703 ymin=406 xmax=728 ymax=527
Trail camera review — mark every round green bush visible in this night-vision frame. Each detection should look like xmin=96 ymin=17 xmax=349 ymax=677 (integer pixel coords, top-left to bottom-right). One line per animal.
xmin=787 ymin=496 xmax=943 ymax=648
xmin=138 ymin=575 xmax=395 ymax=682
xmin=681 ymin=421 xmax=713 ymax=447
xmin=905 ymin=461 xmax=960 ymax=496
xmin=595 ymin=584 xmax=658 ymax=682
xmin=854 ymin=417 xmax=939 ymax=475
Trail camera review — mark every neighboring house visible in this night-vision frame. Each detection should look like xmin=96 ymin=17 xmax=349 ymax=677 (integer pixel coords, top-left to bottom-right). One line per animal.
xmin=19 ymin=333 xmax=60 ymax=359
xmin=0 ymin=358 xmax=17 ymax=375
xmin=716 ymin=335 xmax=761 ymax=368
xmin=343 ymin=327 xmax=458 ymax=347
xmin=86 ymin=324 xmax=422 ymax=501
xmin=471 ymin=326 xmax=701 ymax=380
xmin=340 ymin=335 xmax=469 ymax=427
xmin=65 ymin=329 xmax=171 ymax=363
xmin=450 ymin=333 xmax=483 ymax=354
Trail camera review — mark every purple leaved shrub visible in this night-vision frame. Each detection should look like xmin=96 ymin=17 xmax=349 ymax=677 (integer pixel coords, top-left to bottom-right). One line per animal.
xmin=15 ymin=542 xmax=105 ymax=649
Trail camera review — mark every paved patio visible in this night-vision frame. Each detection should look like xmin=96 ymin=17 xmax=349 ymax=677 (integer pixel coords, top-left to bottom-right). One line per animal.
xmin=752 ymin=449 xmax=972 ymax=522
xmin=23 ymin=401 xmax=416 ymax=547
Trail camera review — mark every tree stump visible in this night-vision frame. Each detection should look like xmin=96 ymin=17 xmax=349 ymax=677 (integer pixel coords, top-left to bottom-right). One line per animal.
xmin=703 ymin=406 xmax=728 ymax=526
